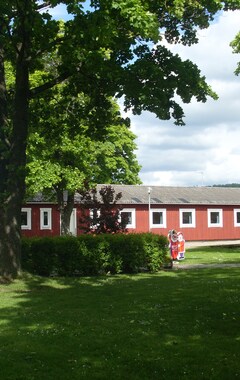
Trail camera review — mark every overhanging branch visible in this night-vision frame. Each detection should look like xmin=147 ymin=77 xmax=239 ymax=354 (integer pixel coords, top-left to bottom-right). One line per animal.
xmin=29 ymin=72 xmax=70 ymax=98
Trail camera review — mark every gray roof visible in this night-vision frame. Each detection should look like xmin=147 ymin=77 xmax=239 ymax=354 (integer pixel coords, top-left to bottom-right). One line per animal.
xmin=96 ymin=185 xmax=240 ymax=205
xmin=26 ymin=192 xmax=56 ymax=203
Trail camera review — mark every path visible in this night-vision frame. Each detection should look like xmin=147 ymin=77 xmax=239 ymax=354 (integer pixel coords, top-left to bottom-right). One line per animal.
xmin=172 ymin=262 xmax=240 ymax=270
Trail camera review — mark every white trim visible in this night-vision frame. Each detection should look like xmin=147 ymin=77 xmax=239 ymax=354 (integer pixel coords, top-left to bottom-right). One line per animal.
xmin=89 ymin=209 xmax=100 ymax=230
xmin=40 ymin=208 xmax=52 ymax=230
xmin=179 ymin=208 xmax=196 ymax=228
xmin=21 ymin=208 xmax=32 ymax=230
xmin=120 ymin=208 xmax=136 ymax=229
xmin=207 ymin=208 xmax=223 ymax=228
xmin=150 ymin=208 xmax=166 ymax=228
xmin=234 ymin=209 xmax=240 ymax=227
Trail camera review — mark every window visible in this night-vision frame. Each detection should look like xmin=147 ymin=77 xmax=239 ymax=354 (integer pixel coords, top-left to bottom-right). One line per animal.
xmin=21 ymin=208 xmax=31 ymax=230
xmin=89 ymin=209 xmax=100 ymax=230
xmin=120 ymin=208 xmax=136 ymax=228
xmin=234 ymin=209 xmax=240 ymax=227
xmin=40 ymin=208 xmax=52 ymax=229
xmin=150 ymin=209 xmax=166 ymax=228
xmin=208 ymin=209 xmax=223 ymax=227
xmin=180 ymin=209 xmax=196 ymax=228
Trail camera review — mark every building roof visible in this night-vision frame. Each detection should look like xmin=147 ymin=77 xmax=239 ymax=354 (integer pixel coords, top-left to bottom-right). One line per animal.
xmin=96 ymin=185 xmax=240 ymax=205
xmin=26 ymin=185 xmax=240 ymax=206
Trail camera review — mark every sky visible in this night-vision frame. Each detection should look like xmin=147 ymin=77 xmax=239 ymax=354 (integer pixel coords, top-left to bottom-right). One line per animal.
xmin=129 ymin=11 xmax=240 ymax=187
xmin=50 ymin=5 xmax=240 ymax=187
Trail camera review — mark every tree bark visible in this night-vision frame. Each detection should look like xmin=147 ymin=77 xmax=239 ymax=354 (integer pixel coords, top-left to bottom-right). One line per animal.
xmin=0 ymin=45 xmax=22 ymax=278
xmin=0 ymin=12 xmax=30 ymax=278
xmin=57 ymin=190 xmax=75 ymax=236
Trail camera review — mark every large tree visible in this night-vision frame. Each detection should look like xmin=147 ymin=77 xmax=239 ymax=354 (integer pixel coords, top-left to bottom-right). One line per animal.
xmin=26 ymin=86 xmax=141 ymax=235
xmin=1 ymin=0 xmax=240 ymax=278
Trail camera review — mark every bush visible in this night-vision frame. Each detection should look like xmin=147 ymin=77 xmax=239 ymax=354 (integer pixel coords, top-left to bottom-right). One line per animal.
xmin=21 ymin=237 xmax=57 ymax=276
xmin=21 ymin=233 xmax=168 ymax=277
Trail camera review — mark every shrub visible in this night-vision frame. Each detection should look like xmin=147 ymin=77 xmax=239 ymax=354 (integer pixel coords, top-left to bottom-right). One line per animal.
xmin=21 ymin=233 xmax=168 ymax=277
xmin=21 ymin=237 xmax=58 ymax=276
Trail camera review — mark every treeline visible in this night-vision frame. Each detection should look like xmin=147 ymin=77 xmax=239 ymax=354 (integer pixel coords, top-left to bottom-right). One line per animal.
xmin=212 ymin=184 xmax=240 ymax=187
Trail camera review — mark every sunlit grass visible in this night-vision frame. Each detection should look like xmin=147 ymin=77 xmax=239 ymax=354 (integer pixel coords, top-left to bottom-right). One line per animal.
xmin=0 ymin=266 xmax=240 ymax=380
xmin=179 ymin=245 xmax=240 ymax=265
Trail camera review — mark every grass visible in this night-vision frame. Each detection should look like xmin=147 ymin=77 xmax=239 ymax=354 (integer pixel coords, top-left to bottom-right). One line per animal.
xmin=0 ymin=248 xmax=240 ymax=380
xmin=179 ymin=245 xmax=240 ymax=265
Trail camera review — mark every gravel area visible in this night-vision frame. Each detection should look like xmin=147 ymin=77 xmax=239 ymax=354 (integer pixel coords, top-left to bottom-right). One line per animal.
xmin=173 ymin=262 xmax=240 ymax=270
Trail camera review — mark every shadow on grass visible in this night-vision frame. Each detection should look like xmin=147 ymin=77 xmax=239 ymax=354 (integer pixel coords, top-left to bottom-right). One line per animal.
xmin=0 ymin=268 xmax=240 ymax=380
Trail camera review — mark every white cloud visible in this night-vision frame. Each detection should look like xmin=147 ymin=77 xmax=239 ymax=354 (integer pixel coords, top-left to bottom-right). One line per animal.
xmin=129 ymin=10 xmax=240 ymax=186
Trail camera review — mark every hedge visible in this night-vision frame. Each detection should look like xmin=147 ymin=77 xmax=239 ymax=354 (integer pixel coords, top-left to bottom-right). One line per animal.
xmin=21 ymin=233 xmax=168 ymax=277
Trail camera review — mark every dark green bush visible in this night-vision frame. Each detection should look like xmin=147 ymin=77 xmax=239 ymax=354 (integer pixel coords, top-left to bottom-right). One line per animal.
xmin=21 ymin=237 xmax=57 ymax=276
xmin=21 ymin=233 xmax=168 ymax=277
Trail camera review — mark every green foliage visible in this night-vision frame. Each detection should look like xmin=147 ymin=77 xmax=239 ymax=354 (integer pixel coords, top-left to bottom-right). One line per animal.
xmin=20 ymin=237 xmax=59 ymax=277
xmin=26 ymin=87 xmax=141 ymax=198
xmin=21 ymin=233 xmax=168 ymax=276
xmin=120 ymin=44 xmax=218 ymax=125
xmin=231 ymin=30 xmax=240 ymax=75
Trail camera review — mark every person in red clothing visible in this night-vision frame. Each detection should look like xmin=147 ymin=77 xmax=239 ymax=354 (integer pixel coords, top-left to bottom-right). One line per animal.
xmin=177 ymin=231 xmax=185 ymax=260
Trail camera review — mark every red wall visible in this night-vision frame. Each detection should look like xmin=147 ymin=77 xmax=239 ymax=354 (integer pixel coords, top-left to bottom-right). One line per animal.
xmin=22 ymin=204 xmax=60 ymax=237
xmin=126 ymin=204 xmax=240 ymax=241
xmin=22 ymin=203 xmax=240 ymax=241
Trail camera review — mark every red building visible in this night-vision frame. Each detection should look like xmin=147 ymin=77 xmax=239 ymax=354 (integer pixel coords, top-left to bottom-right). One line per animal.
xmin=21 ymin=185 xmax=240 ymax=242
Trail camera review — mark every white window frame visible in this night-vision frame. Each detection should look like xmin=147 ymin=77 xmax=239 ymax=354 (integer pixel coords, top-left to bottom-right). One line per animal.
xmin=179 ymin=208 xmax=196 ymax=228
xmin=89 ymin=209 xmax=100 ymax=230
xmin=21 ymin=208 xmax=32 ymax=230
xmin=207 ymin=208 xmax=223 ymax=228
xmin=150 ymin=208 xmax=166 ymax=228
xmin=234 ymin=209 xmax=240 ymax=227
xmin=120 ymin=208 xmax=136 ymax=229
xmin=40 ymin=208 xmax=52 ymax=230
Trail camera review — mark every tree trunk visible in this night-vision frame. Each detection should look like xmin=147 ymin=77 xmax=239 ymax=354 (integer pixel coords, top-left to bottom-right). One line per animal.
xmin=0 ymin=203 xmax=22 ymax=279
xmin=0 ymin=18 xmax=30 ymax=278
xmin=57 ymin=190 xmax=75 ymax=236
xmin=0 ymin=46 xmax=22 ymax=278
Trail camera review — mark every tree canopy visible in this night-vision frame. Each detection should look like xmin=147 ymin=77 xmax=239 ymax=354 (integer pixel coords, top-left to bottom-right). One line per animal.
xmin=26 ymin=90 xmax=141 ymax=196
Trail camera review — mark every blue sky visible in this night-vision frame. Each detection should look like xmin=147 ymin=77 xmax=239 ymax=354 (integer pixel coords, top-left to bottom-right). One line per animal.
xmin=49 ymin=5 xmax=240 ymax=186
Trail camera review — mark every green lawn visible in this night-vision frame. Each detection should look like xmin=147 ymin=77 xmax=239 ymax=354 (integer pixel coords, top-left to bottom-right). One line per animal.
xmin=0 ymin=249 xmax=240 ymax=380
xmin=180 ymin=245 xmax=240 ymax=265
